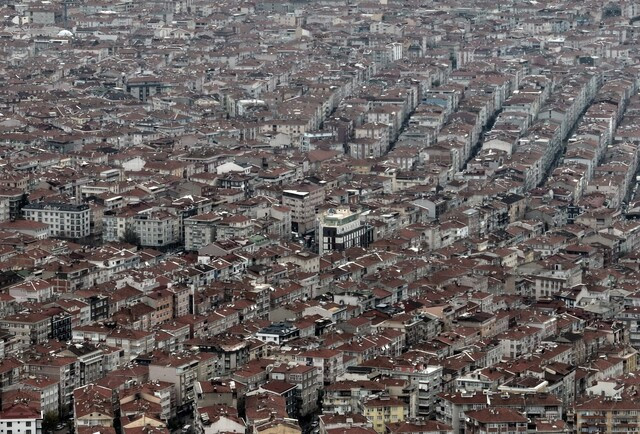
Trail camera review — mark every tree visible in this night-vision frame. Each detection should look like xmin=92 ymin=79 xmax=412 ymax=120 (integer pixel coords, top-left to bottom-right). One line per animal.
xmin=120 ymin=226 xmax=140 ymax=246
xmin=42 ymin=411 xmax=59 ymax=434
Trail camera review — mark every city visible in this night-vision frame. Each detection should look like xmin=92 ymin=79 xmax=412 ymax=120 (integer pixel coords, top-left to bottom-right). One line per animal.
xmin=0 ymin=0 xmax=639 ymax=433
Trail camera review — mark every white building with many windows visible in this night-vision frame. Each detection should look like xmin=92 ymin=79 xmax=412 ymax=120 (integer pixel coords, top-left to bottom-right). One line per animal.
xmin=133 ymin=209 xmax=180 ymax=247
xmin=22 ymin=202 xmax=90 ymax=239
xmin=0 ymin=403 xmax=43 ymax=434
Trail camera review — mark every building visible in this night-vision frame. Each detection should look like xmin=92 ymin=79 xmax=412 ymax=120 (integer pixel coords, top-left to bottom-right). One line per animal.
xmin=295 ymin=349 xmax=344 ymax=385
xmin=363 ymin=396 xmax=407 ymax=434
xmin=317 ymin=206 xmax=373 ymax=254
xmin=147 ymin=352 xmax=200 ymax=409
xmin=575 ymin=396 xmax=640 ymax=433
xmin=256 ymin=323 xmax=299 ymax=345
xmin=184 ymin=213 xmax=221 ymax=251
xmin=282 ymin=183 xmax=325 ymax=236
xmin=133 ymin=210 xmax=180 ymax=248
xmin=254 ymin=381 xmax=298 ymax=418
xmin=64 ymin=343 xmax=105 ymax=385
xmin=0 ymin=313 xmax=51 ymax=348
xmin=414 ymin=365 xmax=444 ymax=418
xmin=25 ymin=355 xmax=80 ymax=414
xmin=386 ymin=421 xmax=454 ymax=434
xmin=73 ymin=384 xmax=116 ymax=430
xmin=196 ymin=405 xmax=245 ymax=434
xmin=617 ymin=306 xmax=640 ymax=349
xmin=8 ymin=280 xmax=54 ymax=303
xmin=464 ymin=408 xmax=528 ymax=434
xmin=119 ymin=382 xmax=175 ymax=422
xmin=102 ymin=204 xmax=154 ymax=243
xmin=0 ymin=403 xmax=42 ymax=434
xmin=17 ymin=376 xmax=60 ymax=416
xmin=22 ymin=202 xmax=90 ymax=239
xmin=189 ymin=336 xmax=250 ymax=375
xmin=0 ymin=220 xmax=49 ymax=239
xmin=270 ymin=364 xmax=320 ymax=417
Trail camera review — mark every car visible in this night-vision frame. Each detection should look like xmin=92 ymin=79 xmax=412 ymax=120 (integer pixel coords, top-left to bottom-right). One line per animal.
xmin=55 ymin=423 xmax=65 ymax=430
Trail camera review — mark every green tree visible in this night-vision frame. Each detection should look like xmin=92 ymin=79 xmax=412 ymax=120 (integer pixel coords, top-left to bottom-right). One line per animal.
xmin=42 ymin=411 xmax=59 ymax=434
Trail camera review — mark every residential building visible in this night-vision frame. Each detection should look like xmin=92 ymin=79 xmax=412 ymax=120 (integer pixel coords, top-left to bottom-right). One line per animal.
xmin=22 ymin=203 xmax=90 ymax=239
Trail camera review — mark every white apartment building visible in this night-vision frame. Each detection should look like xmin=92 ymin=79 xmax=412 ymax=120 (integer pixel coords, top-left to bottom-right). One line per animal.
xmin=0 ymin=405 xmax=42 ymax=434
xmin=133 ymin=209 xmax=180 ymax=247
xmin=22 ymin=202 xmax=90 ymax=239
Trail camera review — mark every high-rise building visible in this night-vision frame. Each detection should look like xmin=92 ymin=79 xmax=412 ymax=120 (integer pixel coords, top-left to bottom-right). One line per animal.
xmin=282 ymin=183 xmax=325 ymax=236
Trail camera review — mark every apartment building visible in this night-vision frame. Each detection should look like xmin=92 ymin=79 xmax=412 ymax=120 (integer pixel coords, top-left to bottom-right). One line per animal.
xmin=133 ymin=210 xmax=180 ymax=247
xmin=363 ymin=396 xmax=407 ymax=434
xmin=22 ymin=202 xmax=90 ymax=239
xmin=282 ymin=182 xmax=325 ymax=235
xmin=575 ymin=396 xmax=640 ymax=433
xmin=0 ymin=403 xmax=43 ymax=434
xmin=147 ymin=352 xmax=200 ymax=409
xmin=184 ymin=213 xmax=221 ymax=251
xmin=25 ymin=355 xmax=80 ymax=413
xmin=270 ymin=364 xmax=320 ymax=417
xmin=0 ymin=313 xmax=51 ymax=348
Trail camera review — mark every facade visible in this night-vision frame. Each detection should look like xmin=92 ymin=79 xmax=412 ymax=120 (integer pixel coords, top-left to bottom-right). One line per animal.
xmin=148 ymin=353 xmax=200 ymax=409
xmin=184 ymin=213 xmax=221 ymax=251
xmin=317 ymin=206 xmax=373 ymax=254
xmin=22 ymin=202 xmax=90 ymax=239
xmin=0 ymin=313 xmax=51 ymax=348
xmin=363 ymin=396 xmax=407 ymax=434
xmin=575 ymin=397 xmax=640 ymax=433
xmin=133 ymin=210 xmax=180 ymax=247
xmin=282 ymin=184 xmax=325 ymax=235
xmin=0 ymin=404 xmax=42 ymax=434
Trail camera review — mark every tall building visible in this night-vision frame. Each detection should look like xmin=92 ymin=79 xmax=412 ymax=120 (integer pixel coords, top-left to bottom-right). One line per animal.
xmin=282 ymin=183 xmax=325 ymax=236
xmin=22 ymin=202 xmax=90 ymax=239
xmin=317 ymin=206 xmax=373 ymax=254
